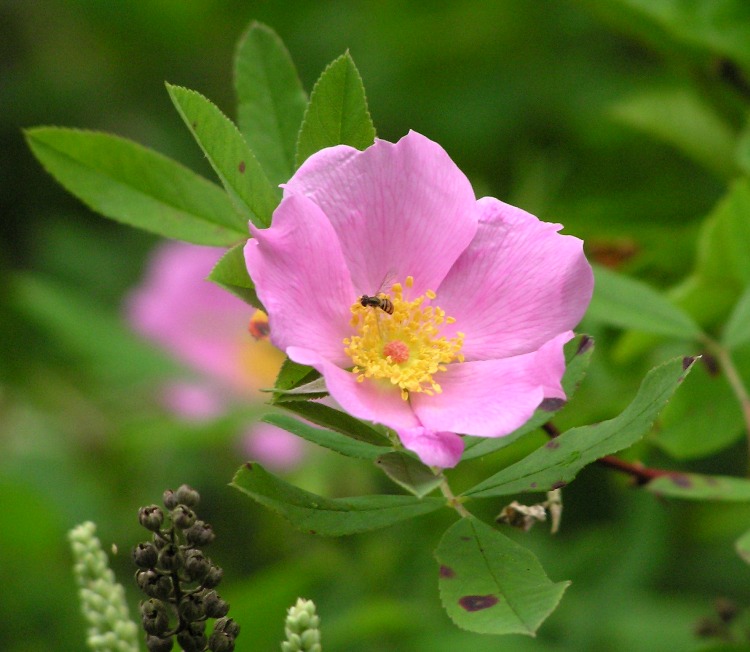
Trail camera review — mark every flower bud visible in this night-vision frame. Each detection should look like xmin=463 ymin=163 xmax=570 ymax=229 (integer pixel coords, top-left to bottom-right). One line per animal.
xmin=132 ymin=542 xmax=158 ymax=569
xmin=171 ymin=505 xmax=196 ymax=530
xmin=176 ymin=622 xmax=206 ymax=652
xmin=178 ymin=592 xmax=205 ymax=622
xmin=175 ymin=484 xmax=200 ymax=508
xmin=203 ymin=590 xmax=229 ymax=618
xmin=156 ymin=543 xmax=183 ymax=573
xmin=139 ymin=506 xmax=164 ymax=532
xmin=213 ymin=617 xmax=240 ymax=638
xmin=185 ymin=520 xmax=215 ymax=546
xmin=202 ymin=564 xmax=224 ymax=589
xmin=183 ymin=549 xmax=210 ymax=582
xmin=140 ymin=598 xmax=169 ymax=636
xmin=152 ymin=533 xmax=169 ymax=550
xmin=282 ymin=599 xmax=320 ymax=652
xmin=146 ymin=635 xmax=174 ymax=652
xmin=136 ymin=569 xmax=173 ymax=600
xmin=208 ymin=629 xmax=236 ymax=652
xmin=162 ymin=489 xmax=178 ymax=510
xmin=301 ymin=629 xmax=321 ymax=650
xmin=69 ymin=521 xmax=140 ymax=652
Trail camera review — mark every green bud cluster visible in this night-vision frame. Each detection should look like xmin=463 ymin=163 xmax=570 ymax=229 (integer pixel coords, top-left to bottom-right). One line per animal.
xmin=134 ymin=484 xmax=238 ymax=652
xmin=68 ymin=521 xmax=140 ymax=652
xmin=281 ymin=598 xmax=322 ymax=652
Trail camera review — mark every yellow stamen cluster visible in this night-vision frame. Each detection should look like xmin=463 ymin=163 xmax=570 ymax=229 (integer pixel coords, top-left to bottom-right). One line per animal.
xmin=343 ymin=276 xmax=464 ymax=400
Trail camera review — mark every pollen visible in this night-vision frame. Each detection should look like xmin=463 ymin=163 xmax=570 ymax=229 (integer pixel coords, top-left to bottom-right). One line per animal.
xmin=343 ymin=278 xmax=464 ymax=400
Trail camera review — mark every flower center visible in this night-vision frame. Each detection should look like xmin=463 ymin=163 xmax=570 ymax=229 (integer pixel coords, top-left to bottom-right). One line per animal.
xmin=343 ymin=276 xmax=464 ymax=400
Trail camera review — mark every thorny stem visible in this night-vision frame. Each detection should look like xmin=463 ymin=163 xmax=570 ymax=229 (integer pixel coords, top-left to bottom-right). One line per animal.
xmin=435 ymin=471 xmax=471 ymax=518
xmin=702 ymin=336 xmax=750 ymax=475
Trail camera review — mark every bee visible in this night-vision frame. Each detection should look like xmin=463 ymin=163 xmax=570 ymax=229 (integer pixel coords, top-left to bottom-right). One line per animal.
xmin=359 ymin=294 xmax=394 ymax=315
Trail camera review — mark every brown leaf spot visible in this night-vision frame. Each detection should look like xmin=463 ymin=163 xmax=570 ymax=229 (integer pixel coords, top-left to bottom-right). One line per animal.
xmin=459 ymin=594 xmax=499 ymax=611
xmin=540 ymin=398 xmax=566 ymax=412
xmin=576 ymin=334 xmax=594 ymax=355
xmin=682 ymin=356 xmax=696 ymax=370
xmin=545 ymin=440 xmax=560 ymax=449
xmin=244 ymin=462 xmax=254 ymax=470
xmin=551 ymin=480 xmax=567 ymax=490
xmin=439 ymin=565 xmax=455 ymax=579
xmin=670 ymin=474 xmax=692 ymax=488
xmin=238 ymin=160 xmax=246 ymax=173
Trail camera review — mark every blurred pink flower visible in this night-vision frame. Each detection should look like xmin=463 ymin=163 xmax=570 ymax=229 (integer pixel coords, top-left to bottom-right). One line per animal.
xmin=160 ymin=381 xmax=227 ymax=421
xmin=245 ymin=131 xmax=593 ymax=468
xmin=241 ymin=422 xmax=307 ymax=471
xmin=127 ymin=241 xmax=304 ymax=469
xmin=127 ymin=242 xmax=282 ymax=393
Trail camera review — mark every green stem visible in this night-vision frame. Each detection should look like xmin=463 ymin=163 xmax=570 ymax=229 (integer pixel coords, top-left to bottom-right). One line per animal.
xmin=436 ymin=473 xmax=471 ymax=518
xmin=703 ymin=337 xmax=750 ymax=475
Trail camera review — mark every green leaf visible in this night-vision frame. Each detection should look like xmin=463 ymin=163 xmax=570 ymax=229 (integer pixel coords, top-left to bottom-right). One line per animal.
xmin=723 ymin=285 xmax=750 ymax=349
xmin=234 ymin=22 xmax=308 ymax=186
xmin=464 ymin=356 xmax=697 ymax=498
xmin=261 ymin=413 xmax=389 ymax=460
xmin=166 ymin=83 xmax=279 ymax=228
xmin=268 ymin=358 xmax=324 ymax=402
xmin=273 ymin=358 xmax=317 ymax=391
xmin=653 ymin=360 xmax=744 ymax=459
xmin=587 ymin=265 xmax=703 ymax=339
xmin=462 ymin=335 xmax=594 ymax=460
xmin=736 ymin=528 xmax=750 ymax=564
xmin=295 ymin=52 xmax=376 ymax=166
xmin=24 ymin=127 xmax=246 ymax=246
xmin=277 ymin=401 xmax=392 ymax=447
xmin=231 ymin=463 xmax=444 ymax=536
xmin=599 ymin=0 xmax=750 ymax=72
xmin=695 ymin=180 xmax=750 ymax=286
xmin=610 ymin=87 xmax=738 ymax=179
xmin=374 ymin=452 xmax=443 ymax=498
xmin=208 ymin=242 xmax=261 ymax=308
xmin=647 ymin=473 xmax=750 ymax=502
xmin=435 ymin=516 xmax=569 ymax=636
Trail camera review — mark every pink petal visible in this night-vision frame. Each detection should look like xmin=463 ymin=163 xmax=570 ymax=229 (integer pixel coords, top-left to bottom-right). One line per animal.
xmin=286 ymin=346 xmax=420 ymax=432
xmin=126 ymin=241 xmax=259 ymax=389
xmin=241 ymin=422 xmax=307 ymax=471
xmin=411 ymin=354 xmax=551 ymax=438
xmin=534 ymin=331 xmax=573 ymax=401
xmin=245 ymin=195 xmax=356 ymax=366
xmin=436 ymin=197 xmax=593 ymax=361
xmin=396 ymin=426 xmax=464 ymax=468
xmin=283 ymin=131 xmax=478 ymax=296
xmin=160 ymin=381 xmax=228 ymax=421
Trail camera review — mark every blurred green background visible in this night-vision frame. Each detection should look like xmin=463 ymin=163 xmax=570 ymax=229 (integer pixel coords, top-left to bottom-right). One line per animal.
xmin=3 ymin=1 xmax=750 ymax=650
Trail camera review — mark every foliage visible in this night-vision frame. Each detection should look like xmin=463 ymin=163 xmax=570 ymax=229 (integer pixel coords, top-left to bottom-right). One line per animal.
xmin=7 ymin=2 xmax=750 ymax=650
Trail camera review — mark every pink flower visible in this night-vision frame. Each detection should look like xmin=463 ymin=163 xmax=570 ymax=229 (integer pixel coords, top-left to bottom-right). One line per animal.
xmin=240 ymin=422 xmax=307 ymax=471
xmin=127 ymin=241 xmax=283 ymax=394
xmin=245 ymin=131 xmax=593 ymax=468
xmin=126 ymin=241 xmax=305 ymax=470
